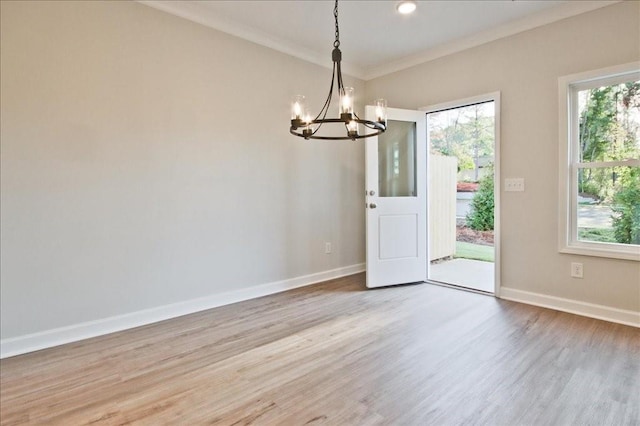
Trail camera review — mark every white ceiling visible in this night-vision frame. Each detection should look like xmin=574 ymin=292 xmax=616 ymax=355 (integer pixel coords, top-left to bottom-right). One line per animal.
xmin=139 ymin=0 xmax=618 ymax=80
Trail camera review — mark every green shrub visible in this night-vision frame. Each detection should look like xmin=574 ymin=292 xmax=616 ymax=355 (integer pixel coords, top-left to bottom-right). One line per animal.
xmin=612 ymin=173 xmax=640 ymax=244
xmin=466 ymin=167 xmax=494 ymax=231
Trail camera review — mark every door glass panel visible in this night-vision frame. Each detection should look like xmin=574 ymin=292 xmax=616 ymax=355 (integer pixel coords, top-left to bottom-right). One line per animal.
xmin=378 ymin=120 xmax=417 ymax=197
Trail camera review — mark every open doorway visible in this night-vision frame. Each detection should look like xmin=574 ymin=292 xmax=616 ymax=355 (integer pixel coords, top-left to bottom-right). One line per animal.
xmin=425 ymin=96 xmax=499 ymax=294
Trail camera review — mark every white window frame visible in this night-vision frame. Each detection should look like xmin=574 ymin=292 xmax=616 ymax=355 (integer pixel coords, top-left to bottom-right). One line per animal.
xmin=558 ymin=62 xmax=640 ymax=261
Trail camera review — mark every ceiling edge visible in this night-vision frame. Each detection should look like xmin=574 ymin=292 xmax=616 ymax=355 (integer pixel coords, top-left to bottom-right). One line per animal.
xmin=362 ymin=0 xmax=621 ymax=81
xmin=136 ymin=0 xmax=367 ymax=80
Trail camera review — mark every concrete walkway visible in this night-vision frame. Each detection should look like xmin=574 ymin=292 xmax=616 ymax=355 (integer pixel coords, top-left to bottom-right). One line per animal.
xmin=430 ymin=258 xmax=494 ymax=293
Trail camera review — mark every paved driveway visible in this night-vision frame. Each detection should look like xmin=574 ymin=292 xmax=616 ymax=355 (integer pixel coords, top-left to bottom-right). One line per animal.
xmin=458 ymin=193 xmax=614 ymax=229
xmin=578 ymin=205 xmax=614 ymax=229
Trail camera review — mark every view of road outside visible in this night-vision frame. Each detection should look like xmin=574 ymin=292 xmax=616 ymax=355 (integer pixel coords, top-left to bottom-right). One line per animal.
xmin=577 ymin=197 xmax=617 ymax=241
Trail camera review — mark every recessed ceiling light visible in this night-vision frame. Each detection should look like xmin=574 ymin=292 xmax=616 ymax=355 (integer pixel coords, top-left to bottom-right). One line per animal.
xmin=397 ymin=1 xmax=417 ymax=15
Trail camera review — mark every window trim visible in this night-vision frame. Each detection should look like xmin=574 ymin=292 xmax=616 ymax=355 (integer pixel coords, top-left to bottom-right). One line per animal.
xmin=558 ymin=62 xmax=640 ymax=261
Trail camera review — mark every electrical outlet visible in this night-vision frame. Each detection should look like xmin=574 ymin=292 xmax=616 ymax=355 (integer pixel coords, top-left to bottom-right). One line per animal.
xmin=505 ymin=178 xmax=525 ymax=192
xmin=325 ymin=242 xmax=332 ymax=254
xmin=571 ymin=262 xmax=583 ymax=278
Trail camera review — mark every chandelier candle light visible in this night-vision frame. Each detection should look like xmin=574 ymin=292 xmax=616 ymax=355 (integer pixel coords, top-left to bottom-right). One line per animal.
xmin=290 ymin=0 xmax=387 ymax=140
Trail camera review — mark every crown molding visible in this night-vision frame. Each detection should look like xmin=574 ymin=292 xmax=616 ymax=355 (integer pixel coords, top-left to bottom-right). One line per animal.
xmin=363 ymin=0 xmax=621 ymax=80
xmin=138 ymin=1 xmax=619 ymax=82
xmin=137 ymin=0 xmax=366 ymax=80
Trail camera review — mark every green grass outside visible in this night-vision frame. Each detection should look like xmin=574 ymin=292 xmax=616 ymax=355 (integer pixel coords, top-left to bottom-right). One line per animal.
xmin=578 ymin=227 xmax=616 ymax=243
xmin=455 ymin=241 xmax=494 ymax=262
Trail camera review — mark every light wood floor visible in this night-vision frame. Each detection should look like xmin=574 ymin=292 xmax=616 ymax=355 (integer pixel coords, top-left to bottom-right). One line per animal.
xmin=1 ymin=273 xmax=639 ymax=425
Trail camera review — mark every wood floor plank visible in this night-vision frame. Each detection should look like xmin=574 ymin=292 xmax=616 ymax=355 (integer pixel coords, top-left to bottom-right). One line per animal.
xmin=1 ymin=273 xmax=638 ymax=425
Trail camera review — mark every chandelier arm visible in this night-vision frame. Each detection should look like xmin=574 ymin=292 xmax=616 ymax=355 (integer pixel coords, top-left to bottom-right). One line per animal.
xmin=312 ymin=98 xmax=331 ymax=136
xmin=314 ymin=62 xmax=336 ymax=122
xmin=309 ymin=62 xmax=339 ymax=136
xmin=311 ymin=106 xmax=331 ymax=137
xmin=354 ymin=112 xmax=377 ymax=130
xmin=336 ymin=61 xmax=344 ymax=92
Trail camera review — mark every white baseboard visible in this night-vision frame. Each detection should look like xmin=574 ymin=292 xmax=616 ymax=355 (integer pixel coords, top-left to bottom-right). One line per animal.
xmin=500 ymin=287 xmax=640 ymax=328
xmin=0 ymin=263 xmax=365 ymax=359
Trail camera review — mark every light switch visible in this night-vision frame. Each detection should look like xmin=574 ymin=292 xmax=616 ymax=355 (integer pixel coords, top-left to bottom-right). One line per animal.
xmin=505 ymin=178 xmax=525 ymax=192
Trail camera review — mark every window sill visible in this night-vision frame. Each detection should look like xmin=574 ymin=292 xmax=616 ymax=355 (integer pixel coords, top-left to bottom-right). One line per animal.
xmin=560 ymin=243 xmax=640 ymax=261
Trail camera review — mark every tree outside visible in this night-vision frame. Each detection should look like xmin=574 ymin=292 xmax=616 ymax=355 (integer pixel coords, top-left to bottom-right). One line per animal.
xmin=466 ymin=165 xmax=494 ymax=232
xmin=428 ymin=102 xmax=495 ymax=262
xmin=577 ymin=81 xmax=640 ymax=245
xmin=429 ymin=102 xmax=494 ymax=183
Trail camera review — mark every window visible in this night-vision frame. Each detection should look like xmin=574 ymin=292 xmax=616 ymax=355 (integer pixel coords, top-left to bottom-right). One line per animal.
xmin=559 ymin=63 xmax=640 ymax=261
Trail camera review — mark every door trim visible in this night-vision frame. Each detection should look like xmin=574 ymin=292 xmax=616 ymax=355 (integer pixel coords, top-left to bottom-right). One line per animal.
xmin=421 ymin=91 xmax=501 ymax=297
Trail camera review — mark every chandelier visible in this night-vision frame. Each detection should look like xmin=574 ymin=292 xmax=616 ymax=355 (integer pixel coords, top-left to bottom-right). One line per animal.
xmin=289 ymin=0 xmax=387 ymax=140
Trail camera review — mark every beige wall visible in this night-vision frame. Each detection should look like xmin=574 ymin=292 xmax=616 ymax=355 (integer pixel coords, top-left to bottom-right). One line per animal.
xmin=366 ymin=1 xmax=640 ymax=312
xmin=2 ymin=0 xmax=639 ymax=344
xmin=0 ymin=1 xmax=366 ymax=339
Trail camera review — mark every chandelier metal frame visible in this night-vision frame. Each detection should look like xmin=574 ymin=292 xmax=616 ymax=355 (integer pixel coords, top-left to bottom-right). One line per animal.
xmin=289 ymin=0 xmax=387 ymax=141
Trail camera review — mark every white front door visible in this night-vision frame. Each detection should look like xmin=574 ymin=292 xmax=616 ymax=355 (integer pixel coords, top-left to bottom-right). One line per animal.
xmin=365 ymin=107 xmax=427 ymax=288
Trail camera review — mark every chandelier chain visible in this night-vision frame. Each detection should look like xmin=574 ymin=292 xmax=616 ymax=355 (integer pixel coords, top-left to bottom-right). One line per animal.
xmin=333 ymin=0 xmax=340 ymax=48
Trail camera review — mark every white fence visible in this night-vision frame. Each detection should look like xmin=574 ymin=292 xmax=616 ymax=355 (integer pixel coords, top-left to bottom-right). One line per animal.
xmin=429 ymin=155 xmax=457 ymax=261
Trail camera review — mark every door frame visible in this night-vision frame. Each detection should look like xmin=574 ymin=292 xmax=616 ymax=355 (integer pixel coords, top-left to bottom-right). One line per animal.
xmin=421 ymin=91 xmax=501 ymax=296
